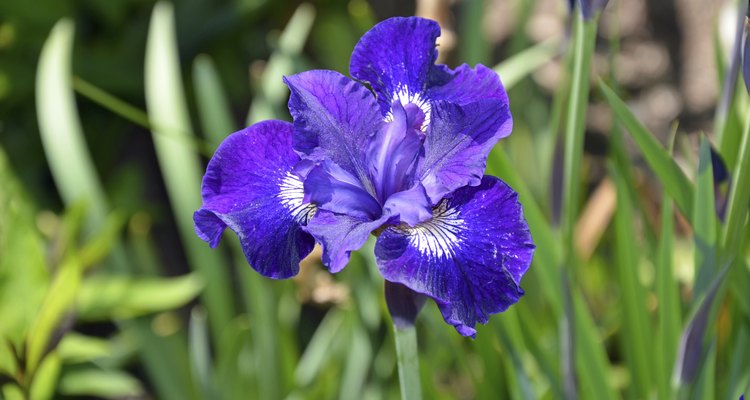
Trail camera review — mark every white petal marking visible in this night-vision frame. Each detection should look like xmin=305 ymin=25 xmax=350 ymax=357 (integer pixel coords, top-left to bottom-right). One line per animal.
xmin=395 ymin=200 xmax=464 ymax=259
xmin=384 ymin=85 xmax=432 ymax=131
xmin=278 ymin=172 xmax=316 ymax=223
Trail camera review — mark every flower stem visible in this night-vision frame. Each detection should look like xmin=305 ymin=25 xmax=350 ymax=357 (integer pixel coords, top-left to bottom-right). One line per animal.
xmin=393 ymin=323 xmax=422 ymax=400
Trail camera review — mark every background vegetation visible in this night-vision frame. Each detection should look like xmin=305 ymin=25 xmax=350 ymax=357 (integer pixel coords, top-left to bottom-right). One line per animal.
xmin=1 ymin=0 xmax=748 ymax=398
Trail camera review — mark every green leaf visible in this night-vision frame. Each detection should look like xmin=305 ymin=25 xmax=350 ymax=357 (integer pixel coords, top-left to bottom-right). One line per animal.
xmin=145 ymin=1 xmax=234 ymax=341
xmin=598 ymin=80 xmax=694 ymax=219
xmin=338 ymin=323 xmax=371 ymax=400
xmin=36 ymin=19 xmax=108 ymax=225
xmin=77 ymin=273 xmax=203 ymax=321
xmin=246 ymin=3 xmax=316 ymax=124
xmin=29 ymin=351 xmax=61 ymax=400
xmin=26 ymin=256 xmax=82 ymax=375
xmin=693 ymin=137 xmax=718 ymax=300
xmin=1 ymin=383 xmax=25 ymax=400
xmin=0 ymin=149 xmax=50 ymax=347
xmin=656 ymin=195 xmax=681 ymax=400
xmin=189 ymin=307 xmax=216 ymax=399
xmin=78 ymin=212 xmax=127 ymax=270
xmin=611 ymin=160 xmax=653 ymax=397
xmin=57 ymin=333 xmax=112 ymax=364
xmin=295 ymin=310 xmax=345 ymax=387
xmin=0 ymin=339 xmax=18 ymax=378
xmin=721 ymin=112 xmax=750 ymax=257
xmin=192 ymin=55 xmax=236 ymax=149
xmin=494 ymin=39 xmax=559 ymax=91
xmin=58 ymin=369 xmax=143 ymax=398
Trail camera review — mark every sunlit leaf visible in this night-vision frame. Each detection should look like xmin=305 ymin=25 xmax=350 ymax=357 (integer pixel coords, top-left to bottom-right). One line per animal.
xmin=76 ymin=273 xmax=203 ymax=321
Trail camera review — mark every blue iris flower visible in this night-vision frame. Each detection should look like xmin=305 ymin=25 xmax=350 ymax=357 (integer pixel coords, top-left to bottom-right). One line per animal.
xmin=194 ymin=17 xmax=535 ymax=337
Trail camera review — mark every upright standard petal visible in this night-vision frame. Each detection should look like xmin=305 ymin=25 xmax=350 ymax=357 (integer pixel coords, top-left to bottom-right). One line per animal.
xmin=366 ymin=101 xmax=424 ymax=203
xmin=284 ymin=70 xmax=382 ymax=183
xmin=350 ymin=17 xmax=510 ymax=125
xmin=194 ymin=120 xmax=316 ymax=279
xmin=417 ymin=99 xmax=512 ymax=204
xmin=427 ymin=64 xmax=509 ymax=106
xmin=375 ymin=176 xmax=534 ymax=337
xmin=350 ymin=17 xmax=444 ymax=116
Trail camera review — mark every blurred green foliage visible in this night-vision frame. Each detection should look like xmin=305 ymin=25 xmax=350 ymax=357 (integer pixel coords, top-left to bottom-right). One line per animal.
xmin=1 ymin=0 xmax=749 ymax=399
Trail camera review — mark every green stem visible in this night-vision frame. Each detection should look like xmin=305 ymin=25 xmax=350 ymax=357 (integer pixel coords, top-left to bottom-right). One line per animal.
xmin=561 ymin=14 xmax=597 ymax=256
xmin=393 ymin=324 xmax=422 ymax=400
xmin=560 ymin=12 xmax=598 ymax=400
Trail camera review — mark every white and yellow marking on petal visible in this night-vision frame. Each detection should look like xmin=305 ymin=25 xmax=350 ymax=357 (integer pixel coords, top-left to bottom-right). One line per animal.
xmin=278 ymin=172 xmax=316 ymax=223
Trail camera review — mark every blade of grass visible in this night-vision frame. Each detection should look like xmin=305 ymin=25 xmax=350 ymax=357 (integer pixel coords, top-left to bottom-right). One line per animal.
xmin=338 ymin=322 xmax=371 ymax=400
xmin=656 ymin=194 xmax=681 ymax=400
xmin=72 ymin=77 xmax=212 ymax=157
xmin=189 ymin=307 xmax=216 ymax=400
xmin=192 ymin=54 xmax=236 ymax=149
xmin=144 ymin=1 xmax=234 ymax=342
xmin=721 ymin=111 xmax=750 ymax=257
xmin=610 ymin=160 xmax=653 ymax=398
xmin=598 ymin=80 xmax=694 ymax=220
xmin=693 ymin=137 xmax=718 ymax=301
xmin=36 ymin=21 xmax=108 ymax=224
xmin=234 ymin=248 xmax=284 ymax=399
xmin=561 ymin=13 xmax=598 ymax=400
xmin=573 ymin=293 xmax=618 ymax=400
xmin=72 ymin=77 xmax=151 ymax=129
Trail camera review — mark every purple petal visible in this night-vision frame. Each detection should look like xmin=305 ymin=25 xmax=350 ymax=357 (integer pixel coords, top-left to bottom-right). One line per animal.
xmin=305 ymin=211 xmax=394 ymax=273
xmin=350 ymin=17 xmax=448 ymax=115
xmin=304 ymin=160 xmax=382 ymax=220
xmin=428 ymin=64 xmax=509 ymax=106
xmin=194 ymin=120 xmax=316 ymax=279
xmin=284 ymin=70 xmax=382 ymax=181
xmin=418 ymin=99 xmax=512 ymax=204
xmin=375 ymin=176 xmax=534 ymax=337
xmin=382 ymin=183 xmax=432 ymax=226
xmin=366 ymin=102 xmax=424 ymax=203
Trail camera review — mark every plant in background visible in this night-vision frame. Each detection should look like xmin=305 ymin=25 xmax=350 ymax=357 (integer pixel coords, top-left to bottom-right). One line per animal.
xmin=194 ymin=16 xmax=534 ymax=397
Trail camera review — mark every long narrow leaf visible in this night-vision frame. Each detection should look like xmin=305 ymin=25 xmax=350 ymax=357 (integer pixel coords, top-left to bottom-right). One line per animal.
xmin=144 ymin=1 xmax=234 ymax=341
xmin=611 ymin=161 xmax=653 ymax=397
xmin=598 ymin=80 xmax=694 ymax=219
xmin=192 ymin=54 xmax=236 ymax=149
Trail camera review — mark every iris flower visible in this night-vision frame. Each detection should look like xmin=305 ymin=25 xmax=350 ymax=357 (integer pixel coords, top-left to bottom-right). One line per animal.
xmin=194 ymin=17 xmax=535 ymax=337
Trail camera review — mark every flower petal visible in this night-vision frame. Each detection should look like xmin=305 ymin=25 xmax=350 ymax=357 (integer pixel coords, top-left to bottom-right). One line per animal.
xmin=194 ymin=120 xmax=316 ymax=279
xmin=428 ymin=64 xmax=509 ymax=106
xmin=349 ymin=17 xmax=447 ymax=115
xmin=284 ymin=70 xmax=382 ymax=182
xmin=418 ymin=99 xmax=512 ymax=203
xmin=382 ymin=183 xmax=432 ymax=226
xmin=304 ymin=160 xmax=382 ymax=219
xmin=305 ymin=211 xmax=394 ymax=273
xmin=374 ymin=176 xmax=534 ymax=337
xmin=366 ymin=101 xmax=424 ymax=203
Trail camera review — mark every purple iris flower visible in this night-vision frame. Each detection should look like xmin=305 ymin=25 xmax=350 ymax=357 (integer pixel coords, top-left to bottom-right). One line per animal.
xmin=194 ymin=17 xmax=535 ymax=337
